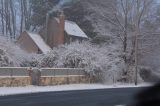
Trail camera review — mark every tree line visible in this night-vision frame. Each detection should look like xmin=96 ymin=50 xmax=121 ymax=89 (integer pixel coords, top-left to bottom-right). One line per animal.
xmin=0 ymin=0 xmax=160 ymax=83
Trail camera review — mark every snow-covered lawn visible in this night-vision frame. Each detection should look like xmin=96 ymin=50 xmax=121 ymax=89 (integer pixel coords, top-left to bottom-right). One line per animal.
xmin=0 ymin=83 xmax=152 ymax=96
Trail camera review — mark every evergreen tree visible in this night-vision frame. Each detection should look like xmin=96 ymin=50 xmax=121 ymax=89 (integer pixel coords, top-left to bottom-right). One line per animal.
xmin=64 ymin=2 xmax=97 ymax=38
xmin=30 ymin=0 xmax=59 ymax=27
xmin=30 ymin=0 xmax=97 ymax=38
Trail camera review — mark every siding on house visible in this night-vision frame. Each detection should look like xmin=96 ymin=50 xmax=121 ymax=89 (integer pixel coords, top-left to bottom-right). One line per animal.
xmin=64 ymin=33 xmax=83 ymax=44
xmin=17 ymin=31 xmax=40 ymax=53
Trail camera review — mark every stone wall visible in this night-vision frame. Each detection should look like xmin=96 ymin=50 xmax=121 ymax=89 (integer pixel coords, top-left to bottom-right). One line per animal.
xmin=0 ymin=77 xmax=31 ymax=87
xmin=0 ymin=68 xmax=96 ymax=87
xmin=0 ymin=75 xmax=95 ymax=87
xmin=40 ymin=75 xmax=94 ymax=86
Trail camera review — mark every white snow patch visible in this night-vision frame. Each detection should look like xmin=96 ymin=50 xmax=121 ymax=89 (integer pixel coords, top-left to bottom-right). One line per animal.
xmin=27 ymin=32 xmax=51 ymax=54
xmin=54 ymin=18 xmax=88 ymax=38
xmin=65 ymin=20 xmax=88 ymax=38
xmin=0 ymin=83 xmax=152 ymax=96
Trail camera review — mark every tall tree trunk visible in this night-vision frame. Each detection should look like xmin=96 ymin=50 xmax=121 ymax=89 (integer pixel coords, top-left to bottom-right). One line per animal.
xmin=4 ymin=0 xmax=8 ymax=35
xmin=1 ymin=0 xmax=4 ymax=35
xmin=9 ymin=0 xmax=16 ymax=38
xmin=20 ymin=0 xmax=24 ymax=33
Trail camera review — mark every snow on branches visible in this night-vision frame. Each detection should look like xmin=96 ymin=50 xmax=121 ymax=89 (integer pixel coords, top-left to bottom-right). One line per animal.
xmin=0 ymin=36 xmax=32 ymax=67
xmin=0 ymin=36 xmax=125 ymax=83
xmin=36 ymin=41 xmax=124 ymax=83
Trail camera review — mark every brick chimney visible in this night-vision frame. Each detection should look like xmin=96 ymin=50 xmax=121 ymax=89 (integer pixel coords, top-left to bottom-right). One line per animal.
xmin=57 ymin=11 xmax=65 ymax=45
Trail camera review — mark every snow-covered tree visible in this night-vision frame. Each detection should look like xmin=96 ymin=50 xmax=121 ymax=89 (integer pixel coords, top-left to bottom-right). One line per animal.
xmin=0 ymin=36 xmax=33 ymax=66
xmin=34 ymin=41 xmax=124 ymax=83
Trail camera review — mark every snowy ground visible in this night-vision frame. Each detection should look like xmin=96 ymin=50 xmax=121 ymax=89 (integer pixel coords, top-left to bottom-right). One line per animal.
xmin=0 ymin=83 xmax=152 ymax=96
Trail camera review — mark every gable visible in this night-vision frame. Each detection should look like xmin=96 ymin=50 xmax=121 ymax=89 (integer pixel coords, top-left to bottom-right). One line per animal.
xmin=27 ymin=32 xmax=51 ymax=54
xmin=17 ymin=32 xmax=40 ymax=53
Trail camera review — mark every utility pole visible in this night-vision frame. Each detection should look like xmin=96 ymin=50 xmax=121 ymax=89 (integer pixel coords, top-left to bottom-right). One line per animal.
xmin=135 ymin=0 xmax=140 ymax=86
xmin=135 ymin=33 xmax=138 ymax=85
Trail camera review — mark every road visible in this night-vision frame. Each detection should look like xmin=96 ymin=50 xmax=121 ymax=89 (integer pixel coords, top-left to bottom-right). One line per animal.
xmin=0 ymin=87 xmax=147 ymax=106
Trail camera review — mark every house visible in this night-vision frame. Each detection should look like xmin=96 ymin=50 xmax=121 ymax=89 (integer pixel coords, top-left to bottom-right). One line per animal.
xmin=17 ymin=11 xmax=88 ymax=54
xmin=17 ymin=31 xmax=51 ymax=54
xmin=39 ymin=12 xmax=88 ymax=48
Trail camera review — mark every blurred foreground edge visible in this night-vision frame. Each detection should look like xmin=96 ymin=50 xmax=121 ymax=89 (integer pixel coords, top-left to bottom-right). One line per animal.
xmin=136 ymin=82 xmax=160 ymax=106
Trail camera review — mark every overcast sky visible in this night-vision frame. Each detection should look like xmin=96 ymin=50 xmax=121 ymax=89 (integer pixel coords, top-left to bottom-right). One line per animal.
xmin=157 ymin=0 xmax=160 ymax=3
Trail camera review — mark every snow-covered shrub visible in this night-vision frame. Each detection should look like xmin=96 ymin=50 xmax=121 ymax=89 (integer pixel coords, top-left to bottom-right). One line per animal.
xmin=139 ymin=66 xmax=152 ymax=82
xmin=138 ymin=66 xmax=160 ymax=82
xmin=122 ymin=66 xmax=142 ymax=83
xmin=20 ymin=54 xmax=41 ymax=67
xmin=39 ymin=51 xmax=58 ymax=68
xmin=0 ymin=48 xmax=13 ymax=67
xmin=39 ymin=41 xmax=124 ymax=83
xmin=0 ymin=36 xmax=32 ymax=67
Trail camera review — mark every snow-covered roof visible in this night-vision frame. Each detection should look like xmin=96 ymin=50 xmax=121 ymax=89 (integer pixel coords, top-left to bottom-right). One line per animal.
xmin=65 ymin=20 xmax=88 ymax=38
xmin=54 ymin=18 xmax=88 ymax=38
xmin=27 ymin=32 xmax=51 ymax=54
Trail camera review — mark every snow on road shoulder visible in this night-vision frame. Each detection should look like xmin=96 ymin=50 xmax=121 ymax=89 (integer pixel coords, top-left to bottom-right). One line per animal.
xmin=0 ymin=83 xmax=152 ymax=96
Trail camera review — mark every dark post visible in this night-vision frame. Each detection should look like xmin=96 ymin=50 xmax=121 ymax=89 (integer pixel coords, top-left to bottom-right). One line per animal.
xmin=27 ymin=67 xmax=32 ymax=85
